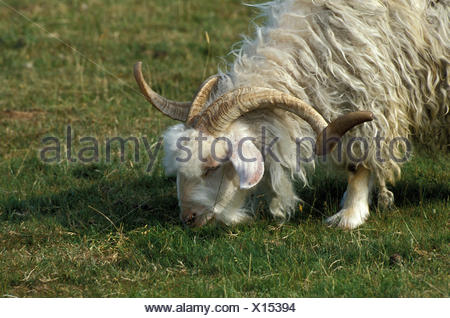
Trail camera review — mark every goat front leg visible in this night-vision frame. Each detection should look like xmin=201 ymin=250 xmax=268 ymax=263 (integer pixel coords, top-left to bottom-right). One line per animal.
xmin=326 ymin=165 xmax=373 ymax=229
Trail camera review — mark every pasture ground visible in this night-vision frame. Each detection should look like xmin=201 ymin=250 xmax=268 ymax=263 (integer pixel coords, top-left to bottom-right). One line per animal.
xmin=0 ymin=0 xmax=448 ymax=297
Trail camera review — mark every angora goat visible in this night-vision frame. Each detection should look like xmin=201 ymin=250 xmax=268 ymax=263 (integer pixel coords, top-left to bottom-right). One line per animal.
xmin=134 ymin=0 xmax=449 ymax=228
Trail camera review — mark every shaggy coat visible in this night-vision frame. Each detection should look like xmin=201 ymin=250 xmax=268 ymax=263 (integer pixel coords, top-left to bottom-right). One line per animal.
xmin=163 ymin=0 xmax=449 ymax=226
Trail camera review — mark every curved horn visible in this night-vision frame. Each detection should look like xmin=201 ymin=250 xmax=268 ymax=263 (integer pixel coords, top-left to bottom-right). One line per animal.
xmin=194 ymin=87 xmax=329 ymax=135
xmin=134 ymin=62 xmax=191 ymax=121
xmin=315 ymin=111 xmax=374 ymax=156
xmin=194 ymin=87 xmax=373 ymax=156
xmin=186 ymin=75 xmax=219 ymax=125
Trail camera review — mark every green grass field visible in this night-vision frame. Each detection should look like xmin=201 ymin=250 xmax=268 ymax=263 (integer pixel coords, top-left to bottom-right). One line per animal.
xmin=0 ymin=0 xmax=448 ymax=297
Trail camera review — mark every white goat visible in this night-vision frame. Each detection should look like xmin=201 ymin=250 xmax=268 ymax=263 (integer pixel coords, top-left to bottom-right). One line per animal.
xmin=134 ymin=0 xmax=449 ymax=229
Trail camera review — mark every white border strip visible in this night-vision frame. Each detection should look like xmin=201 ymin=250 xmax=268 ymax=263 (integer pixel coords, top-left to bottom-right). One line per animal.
xmin=0 ymin=298 xmax=448 ymax=318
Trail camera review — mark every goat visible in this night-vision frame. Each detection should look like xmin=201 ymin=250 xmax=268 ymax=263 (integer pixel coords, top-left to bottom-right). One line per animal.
xmin=134 ymin=0 xmax=449 ymax=229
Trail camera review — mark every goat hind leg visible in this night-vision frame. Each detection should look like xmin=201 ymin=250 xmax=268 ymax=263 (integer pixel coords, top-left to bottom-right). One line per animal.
xmin=377 ymin=177 xmax=394 ymax=210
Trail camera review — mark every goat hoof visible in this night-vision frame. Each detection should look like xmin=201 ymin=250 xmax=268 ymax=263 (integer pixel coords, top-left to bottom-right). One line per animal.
xmin=325 ymin=207 xmax=368 ymax=229
xmin=378 ymin=190 xmax=394 ymax=210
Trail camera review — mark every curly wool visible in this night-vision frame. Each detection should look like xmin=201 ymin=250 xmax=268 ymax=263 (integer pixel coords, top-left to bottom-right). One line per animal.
xmin=207 ymin=0 xmax=449 ymax=189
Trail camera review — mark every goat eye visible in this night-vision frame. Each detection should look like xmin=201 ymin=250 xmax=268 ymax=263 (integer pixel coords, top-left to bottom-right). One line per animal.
xmin=202 ymin=166 xmax=219 ymax=177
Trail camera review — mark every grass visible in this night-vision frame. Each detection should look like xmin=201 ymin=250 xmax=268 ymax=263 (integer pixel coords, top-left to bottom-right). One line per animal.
xmin=0 ymin=0 xmax=449 ymax=297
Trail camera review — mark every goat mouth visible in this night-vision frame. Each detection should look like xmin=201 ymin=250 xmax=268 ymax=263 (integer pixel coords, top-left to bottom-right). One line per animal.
xmin=186 ymin=213 xmax=215 ymax=228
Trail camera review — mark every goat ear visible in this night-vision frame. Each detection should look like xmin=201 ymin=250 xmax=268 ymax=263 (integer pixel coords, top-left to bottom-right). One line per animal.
xmin=229 ymin=139 xmax=264 ymax=189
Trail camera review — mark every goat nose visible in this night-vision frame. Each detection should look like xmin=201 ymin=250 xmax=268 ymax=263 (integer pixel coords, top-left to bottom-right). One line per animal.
xmin=182 ymin=212 xmax=197 ymax=226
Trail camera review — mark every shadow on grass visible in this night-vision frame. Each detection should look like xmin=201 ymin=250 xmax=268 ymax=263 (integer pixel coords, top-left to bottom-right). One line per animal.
xmin=293 ymin=159 xmax=449 ymax=221
xmin=1 ymin=152 xmax=448 ymax=234
xmin=0 ymin=173 xmax=180 ymax=234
